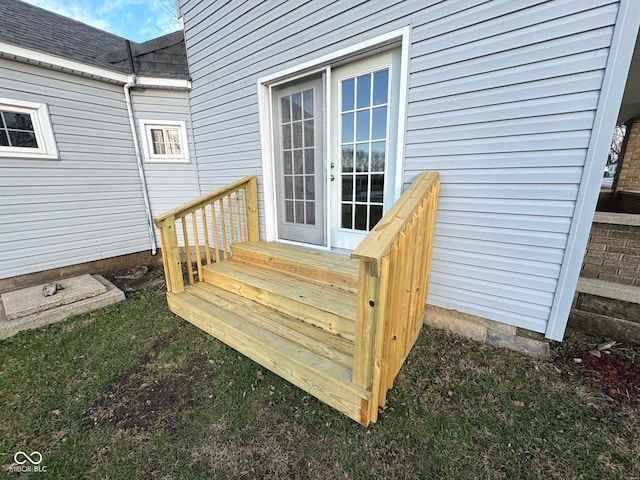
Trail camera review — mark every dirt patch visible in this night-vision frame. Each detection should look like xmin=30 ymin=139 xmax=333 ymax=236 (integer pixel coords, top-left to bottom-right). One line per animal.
xmin=555 ymin=340 xmax=640 ymax=411
xmin=84 ymin=330 xmax=213 ymax=431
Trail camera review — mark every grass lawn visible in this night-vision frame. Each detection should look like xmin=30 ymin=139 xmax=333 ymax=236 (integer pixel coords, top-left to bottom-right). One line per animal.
xmin=1 ymin=267 xmax=638 ymax=479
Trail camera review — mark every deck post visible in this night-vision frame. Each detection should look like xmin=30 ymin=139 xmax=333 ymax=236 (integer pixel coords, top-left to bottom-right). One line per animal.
xmin=161 ymin=214 xmax=184 ymax=294
xmin=352 ymin=260 xmax=381 ymax=390
xmin=246 ymin=176 xmax=259 ymax=241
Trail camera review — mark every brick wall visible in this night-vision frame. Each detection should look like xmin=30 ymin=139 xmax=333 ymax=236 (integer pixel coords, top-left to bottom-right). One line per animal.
xmin=616 ymin=118 xmax=640 ymax=192
xmin=581 ymin=214 xmax=640 ymax=286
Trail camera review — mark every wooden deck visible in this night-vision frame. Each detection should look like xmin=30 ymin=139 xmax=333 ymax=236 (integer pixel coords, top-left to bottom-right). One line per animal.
xmin=154 ymin=173 xmax=440 ymax=426
xmin=167 ymin=242 xmax=370 ymax=423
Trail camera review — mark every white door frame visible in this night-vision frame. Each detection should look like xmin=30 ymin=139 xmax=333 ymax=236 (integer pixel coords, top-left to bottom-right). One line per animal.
xmin=257 ymin=26 xmax=411 ymax=250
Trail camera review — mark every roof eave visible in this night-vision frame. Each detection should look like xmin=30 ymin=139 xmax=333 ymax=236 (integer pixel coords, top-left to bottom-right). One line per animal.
xmin=0 ymin=41 xmax=191 ymax=89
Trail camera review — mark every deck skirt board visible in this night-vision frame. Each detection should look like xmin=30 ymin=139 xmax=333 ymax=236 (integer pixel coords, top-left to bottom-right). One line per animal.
xmin=202 ymin=259 xmax=356 ymax=340
xmin=167 ymin=288 xmax=369 ymax=423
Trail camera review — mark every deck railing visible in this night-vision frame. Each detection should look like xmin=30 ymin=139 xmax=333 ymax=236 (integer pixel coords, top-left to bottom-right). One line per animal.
xmin=351 ymin=172 xmax=439 ymax=423
xmin=154 ymin=176 xmax=259 ymax=294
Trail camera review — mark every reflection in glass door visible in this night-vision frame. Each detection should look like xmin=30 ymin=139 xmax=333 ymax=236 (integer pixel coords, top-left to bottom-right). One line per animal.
xmin=340 ymin=69 xmax=388 ymax=231
xmin=330 ymin=50 xmax=398 ymax=250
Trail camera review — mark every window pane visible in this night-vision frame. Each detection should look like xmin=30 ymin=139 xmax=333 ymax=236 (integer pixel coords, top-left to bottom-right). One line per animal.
xmin=304 ymin=120 xmax=314 ymax=147
xmin=342 ymin=78 xmax=354 ymax=111
xmin=283 ymin=150 xmax=292 ymax=174
xmin=3 ymin=111 xmax=33 ymax=130
xmin=305 ymin=176 xmax=315 ymax=200
xmin=151 ymin=129 xmax=165 ymax=154
xmin=342 ymin=175 xmax=353 ymax=201
xmin=305 ymin=202 xmax=315 ymax=225
xmin=304 ymin=148 xmax=314 ymax=174
xmin=369 ymin=205 xmax=383 ymax=229
xmin=0 ymin=131 xmax=8 ymax=146
xmin=341 ymin=112 xmax=354 ymax=142
xmin=371 ymin=141 xmax=385 ymax=172
xmin=282 ymin=124 xmax=291 ymax=149
xmin=373 ymin=70 xmax=389 ymax=105
xmin=284 ymin=176 xmax=293 ymax=199
xmin=293 ymin=150 xmax=303 ymax=174
xmin=356 ymin=143 xmax=369 ymax=172
xmin=281 ymin=96 xmax=291 ymax=123
xmin=371 ymin=174 xmax=384 ymax=203
xmin=356 ymin=110 xmax=370 ymax=142
xmin=285 ymin=200 xmax=294 ymax=222
xmin=372 ymin=107 xmax=387 ymax=140
xmin=341 ymin=204 xmax=353 ymax=229
xmin=341 ymin=146 xmax=353 ymax=173
xmin=355 ymin=204 xmax=367 ymax=230
xmin=0 ymin=114 xmax=5 ymax=129
xmin=166 ymin=128 xmax=181 ymax=155
xmin=294 ymin=175 xmax=304 ymax=199
xmin=291 ymin=92 xmax=302 ymax=121
xmin=303 ymin=89 xmax=314 ymax=119
xmin=9 ymin=131 xmax=38 ymax=148
xmin=292 ymin=121 xmax=302 ymax=148
xmin=295 ymin=201 xmax=304 ymax=223
xmin=356 ymin=74 xmax=371 ymax=109
xmin=355 ymin=175 xmax=368 ymax=202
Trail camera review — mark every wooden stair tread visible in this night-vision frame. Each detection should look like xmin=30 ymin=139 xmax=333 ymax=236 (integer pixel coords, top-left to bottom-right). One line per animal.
xmin=189 ymin=282 xmax=354 ymax=369
xmin=168 ymin=287 xmax=370 ymax=423
xmin=231 ymin=241 xmax=359 ymax=291
xmin=202 ymin=259 xmax=357 ymax=340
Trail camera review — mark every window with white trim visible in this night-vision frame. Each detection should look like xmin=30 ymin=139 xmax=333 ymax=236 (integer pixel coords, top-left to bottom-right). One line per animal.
xmin=140 ymin=120 xmax=189 ymax=162
xmin=0 ymin=98 xmax=58 ymax=159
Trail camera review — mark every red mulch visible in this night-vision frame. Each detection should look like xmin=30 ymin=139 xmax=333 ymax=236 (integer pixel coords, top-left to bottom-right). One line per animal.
xmin=555 ymin=342 xmax=640 ymax=411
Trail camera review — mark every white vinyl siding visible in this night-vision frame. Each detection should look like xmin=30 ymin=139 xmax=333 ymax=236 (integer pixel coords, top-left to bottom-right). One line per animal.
xmin=0 ymin=59 xmax=151 ymax=279
xmin=179 ymin=0 xmax=623 ymax=335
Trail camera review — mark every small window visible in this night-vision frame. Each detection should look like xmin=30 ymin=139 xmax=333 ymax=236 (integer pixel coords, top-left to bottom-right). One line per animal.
xmin=140 ymin=120 xmax=189 ymax=162
xmin=0 ymin=98 xmax=58 ymax=159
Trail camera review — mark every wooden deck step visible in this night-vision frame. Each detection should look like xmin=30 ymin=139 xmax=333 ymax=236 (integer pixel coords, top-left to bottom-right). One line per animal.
xmin=202 ymin=259 xmax=357 ymax=341
xmin=231 ymin=241 xmax=360 ymax=292
xmin=167 ymin=284 xmax=370 ymax=423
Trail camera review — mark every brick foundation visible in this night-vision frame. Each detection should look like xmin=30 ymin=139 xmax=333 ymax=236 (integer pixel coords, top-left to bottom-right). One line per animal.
xmin=580 ymin=213 xmax=640 ymax=287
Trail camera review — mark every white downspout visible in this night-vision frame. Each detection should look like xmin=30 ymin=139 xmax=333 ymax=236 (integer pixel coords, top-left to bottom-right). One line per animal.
xmin=124 ymin=74 xmax=157 ymax=255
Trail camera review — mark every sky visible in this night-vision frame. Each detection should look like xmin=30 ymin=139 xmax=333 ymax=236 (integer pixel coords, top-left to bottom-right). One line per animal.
xmin=21 ymin=0 xmax=181 ymax=43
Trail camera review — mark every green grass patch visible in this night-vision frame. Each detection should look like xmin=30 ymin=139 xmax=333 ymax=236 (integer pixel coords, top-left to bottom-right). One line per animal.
xmin=0 ymin=268 xmax=638 ymax=479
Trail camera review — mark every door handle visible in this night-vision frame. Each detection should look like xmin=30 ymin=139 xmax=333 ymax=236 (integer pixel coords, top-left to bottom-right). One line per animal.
xmin=330 ymin=175 xmax=335 ymax=181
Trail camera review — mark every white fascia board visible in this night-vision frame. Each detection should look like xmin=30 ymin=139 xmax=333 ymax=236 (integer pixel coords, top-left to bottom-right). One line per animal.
xmin=545 ymin=0 xmax=640 ymax=341
xmin=135 ymin=76 xmax=192 ymax=89
xmin=0 ymin=41 xmax=129 ymax=83
xmin=0 ymin=42 xmax=192 ymax=90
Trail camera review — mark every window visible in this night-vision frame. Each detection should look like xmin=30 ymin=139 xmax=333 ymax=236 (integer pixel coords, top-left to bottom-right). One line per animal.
xmin=0 ymin=98 xmax=58 ymax=159
xmin=140 ymin=120 xmax=189 ymax=162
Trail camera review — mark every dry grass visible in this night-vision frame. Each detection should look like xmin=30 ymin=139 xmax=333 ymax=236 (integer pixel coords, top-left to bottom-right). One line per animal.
xmin=0 ymin=267 xmax=638 ymax=479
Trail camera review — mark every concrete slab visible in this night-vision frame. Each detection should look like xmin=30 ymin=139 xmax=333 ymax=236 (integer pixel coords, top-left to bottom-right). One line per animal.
xmin=0 ymin=275 xmax=124 ymax=340
xmin=1 ymin=274 xmax=107 ymax=321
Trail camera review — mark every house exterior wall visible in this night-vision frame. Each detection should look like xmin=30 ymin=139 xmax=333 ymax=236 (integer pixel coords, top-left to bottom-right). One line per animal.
xmin=179 ymin=0 xmax=631 ymax=339
xmin=130 ymin=88 xmax=200 ymax=222
xmin=0 ymin=58 xmax=197 ymax=280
